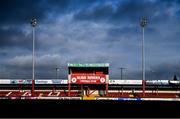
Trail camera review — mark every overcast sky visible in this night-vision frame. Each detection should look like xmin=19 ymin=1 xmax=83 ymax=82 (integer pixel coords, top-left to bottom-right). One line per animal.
xmin=0 ymin=0 xmax=180 ymax=80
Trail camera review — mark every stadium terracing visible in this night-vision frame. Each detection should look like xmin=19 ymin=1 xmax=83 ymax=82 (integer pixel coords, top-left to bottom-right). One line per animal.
xmin=0 ymin=63 xmax=180 ymax=101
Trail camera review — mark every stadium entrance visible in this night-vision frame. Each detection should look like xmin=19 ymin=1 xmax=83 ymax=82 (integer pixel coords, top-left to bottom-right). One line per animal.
xmin=68 ymin=63 xmax=109 ymax=98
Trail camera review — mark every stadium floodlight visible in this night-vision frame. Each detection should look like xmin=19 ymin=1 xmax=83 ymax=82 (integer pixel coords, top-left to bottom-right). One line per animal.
xmin=140 ymin=17 xmax=147 ymax=97
xmin=31 ymin=18 xmax=37 ymax=27
xmin=56 ymin=68 xmax=60 ymax=79
xmin=140 ymin=17 xmax=147 ymax=28
xmin=118 ymin=67 xmax=126 ymax=80
xmin=30 ymin=18 xmax=37 ymax=97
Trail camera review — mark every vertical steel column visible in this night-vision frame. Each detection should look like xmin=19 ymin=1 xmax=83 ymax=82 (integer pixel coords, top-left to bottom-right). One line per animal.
xmin=142 ymin=27 xmax=145 ymax=97
xmin=106 ymin=83 xmax=108 ymax=96
xmin=31 ymin=79 xmax=35 ymax=96
xmin=143 ymin=80 xmax=145 ymax=97
xmin=68 ymin=83 xmax=70 ymax=96
xmin=140 ymin=17 xmax=147 ymax=97
xmin=32 ymin=24 xmax=35 ymax=97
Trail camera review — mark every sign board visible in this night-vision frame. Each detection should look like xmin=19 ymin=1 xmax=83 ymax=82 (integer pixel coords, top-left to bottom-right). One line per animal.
xmin=8 ymin=79 xmax=68 ymax=84
xmin=95 ymin=97 xmax=118 ymax=100
xmin=10 ymin=80 xmax=17 ymax=84
xmin=109 ymin=80 xmax=142 ymax=85
xmin=18 ymin=79 xmax=25 ymax=84
xmin=0 ymin=80 xmax=11 ymax=84
xmin=24 ymin=79 xmax=32 ymax=84
xmin=35 ymin=80 xmax=53 ymax=84
xmin=118 ymin=98 xmax=142 ymax=101
xmin=71 ymin=75 xmax=106 ymax=84
xmin=10 ymin=80 xmax=25 ymax=84
xmin=60 ymin=80 xmax=68 ymax=84
xmin=51 ymin=80 xmax=68 ymax=84
xmin=68 ymin=63 xmax=109 ymax=67
xmin=146 ymin=80 xmax=169 ymax=85
xmin=51 ymin=80 xmax=60 ymax=84
xmin=169 ymin=80 xmax=180 ymax=85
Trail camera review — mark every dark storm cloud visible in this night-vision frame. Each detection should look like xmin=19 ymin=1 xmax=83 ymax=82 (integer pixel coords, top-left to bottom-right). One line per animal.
xmin=73 ymin=0 xmax=158 ymax=23
xmin=161 ymin=0 xmax=180 ymax=5
xmin=0 ymin=0 xmax=74 ymax=26
xmin=0 ymin=0 xmax=45 ymax=25
xmin=73 ymin=0 xmax=180 ymax=24
xmin=145 ymin=62 xmax=180 ymax=80
xmin=0 ymin=0 xmax=54 ymax=49
xmin=3 ymin=54 xmax=69 ymax=78
xmin=0 ymin=0 xmax=180 ymax=79
xmin=0 ymin=0 xmax=100 ymax=25
xmin=114 ymin=62 xmax=180 ymax=80
xmin=0 ymin=0 xmax=73 ymax=49
xmin=0 ymin=26 xmax=32 ymax=49
xmin=112 ymin=0 xmax=154 ymax=22
xmin=74 ymin=3 xmax=114 ymax=22
xmin=107 ymin=26 xmax=139 ymax=39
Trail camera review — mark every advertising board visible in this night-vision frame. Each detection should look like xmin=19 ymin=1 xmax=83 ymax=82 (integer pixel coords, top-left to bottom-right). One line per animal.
xmin=8 ymin=79 xmax=68 ymax=84
xmin=169 ymin=80 xmax=180 ymax=85
xmin=36 ymin=97 xmax=82 ymax=100
xmin=18 ymin=79 xmax=26 ymax=84
xmin=95 ymin=97 xmax=118 ymax=100
xmin=0 ymin=80 xmax=11 ymax=84
xmin=24 ymin=79 xmax=32 ymax=84
xmin=10 ymin=80 xmax=16 ymax=84
xmin=60 ymin=80 xmax=68 ymax=84
xmin=146 ymin=80 xmax=169 ymax=85
xmin=51 ymin=80 xmax=61 ymax=84
xmin=117 ymin=98 xmax=142 ymax=101
xmin=109 ymin=80 xmax=142 ymax=85
xmin=51 ymin=80 xmax=68 ymax=84
xmin=35 ymin=80 xmax=53 ymax=84
xmin=70 ymin=75 xmax=106 ymax=84
xmin=10 ymin=79 xmax=25 ymax=84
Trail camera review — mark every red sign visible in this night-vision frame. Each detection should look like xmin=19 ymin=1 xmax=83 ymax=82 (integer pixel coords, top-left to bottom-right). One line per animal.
xmin=71 ymin=75 xmax=106 ymax=84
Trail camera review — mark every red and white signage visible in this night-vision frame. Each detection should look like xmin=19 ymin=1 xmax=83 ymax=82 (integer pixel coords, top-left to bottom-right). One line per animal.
xmin=109 ymin=80 xmax=142 ymax=85
xmin=71 ymin=75 xmax=106 ymax=84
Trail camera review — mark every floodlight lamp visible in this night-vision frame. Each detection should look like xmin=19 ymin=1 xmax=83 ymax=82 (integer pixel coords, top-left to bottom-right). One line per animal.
xmin=140 ymin=17 xmax=147 ymax=28
xmin=30 ymin=18 xmax=37 ymax=27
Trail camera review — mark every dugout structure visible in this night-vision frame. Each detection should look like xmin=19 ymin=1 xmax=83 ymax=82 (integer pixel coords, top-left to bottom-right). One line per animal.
xmin=68 ymin=63 xmax=109 ymax=97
